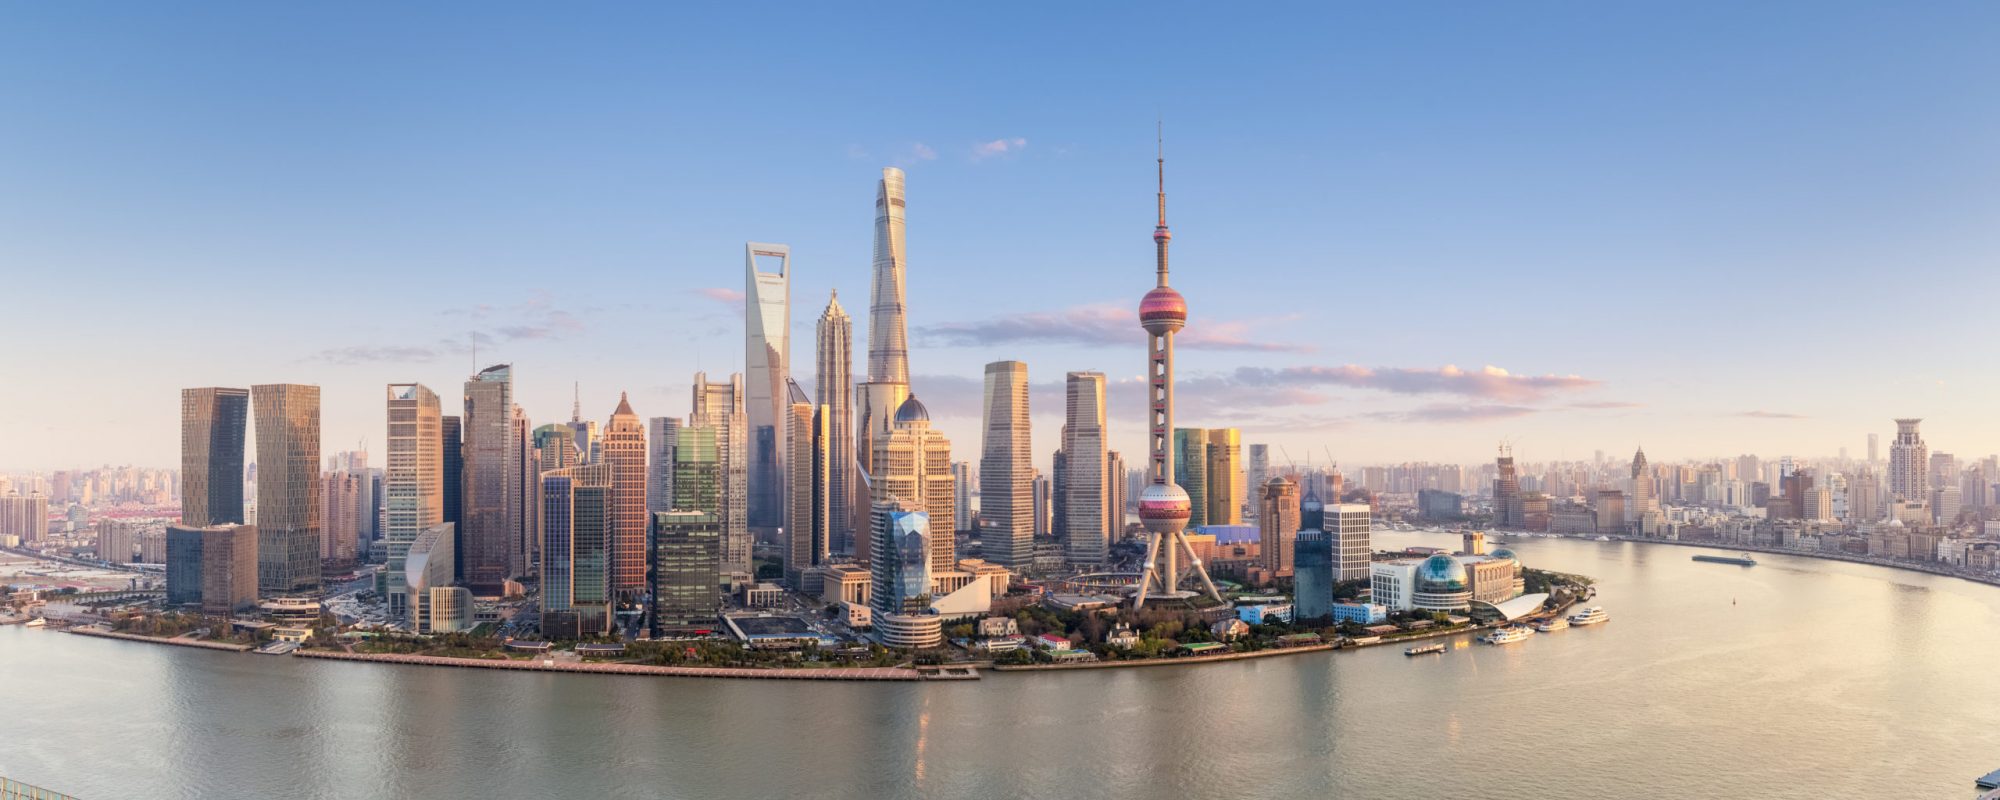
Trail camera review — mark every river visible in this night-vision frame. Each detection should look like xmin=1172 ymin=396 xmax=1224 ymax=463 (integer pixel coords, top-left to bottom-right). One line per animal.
xmin=2 ymin=532 xmax=1994 ymax=799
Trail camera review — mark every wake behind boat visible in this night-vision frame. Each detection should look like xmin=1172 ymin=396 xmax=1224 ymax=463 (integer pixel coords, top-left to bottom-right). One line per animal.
xmin=1693 ymin=553 xmax=1757 ymax=566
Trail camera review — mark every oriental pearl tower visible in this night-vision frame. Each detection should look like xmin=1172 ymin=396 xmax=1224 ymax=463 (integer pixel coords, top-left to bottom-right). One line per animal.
xmin=1133 ymin=131 xmax=1221 ymax=608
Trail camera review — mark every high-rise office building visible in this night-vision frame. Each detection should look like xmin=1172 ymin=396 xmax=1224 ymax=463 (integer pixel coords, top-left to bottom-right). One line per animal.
xmin=1493 ymin=446 xmax=1521 ymax=528
xmin=181 ymin=387 xmax=249 ymax=527
xmin=870 ymin=396 xmax=956 ymax=573
xmin=252 ymin=384 xmax=320 ymax=595
xmin=166 ymin=525 xmax=205 ymax=606
xmin=1259 ymin=476 xmax=1301 ymax=578
xmin=511 ymin=406 xmax=537 ymax=581
xmin=1867 ymin=433 xmax=1880 ymax=464
xmin=541 ymin=462 xmax=613 ymax=637
xmin=746 ymin=242 xmax=792 ymax=531
xmin=870 ymin=505 xmax=942 ymax=648
xmin=463 ymin=365 xmax=520 ymax=594
xmin=1293 ymin=529 xmax=1333 ymax=620
xmin=856 ymin=168 xmax=913 ymax=487
xmin=1846 ymin=470 xmax=1882 ymax=522
xmin=1107 ymin=450 xmax=1126 ymax=544
xmin=646 ymin=417 xmax=679 ymax=516
xmin=1132 ymin=139 xmax=1221 ymax=606
xmin=320 ymin=469 xmax=359 ymax=570
xmin=651 ymin=510 xmax=721 ymax=635
xmin=534 ymin=424 xmax=580 ymax=473
xmin=1630 ymin=447 xmax=1656 ymax=521
xmin=1205 ymin=428 xmax=1243 ymax=526
xmin=980 ymin=361 xmax=1033 ymax=570
xmin=1173 ymin=429 xmax=1209 ymax=529
xmin=198 ymin=523 xmax=258 ymax=617
xmin=692 ymin=372 xmax=750 ymax=576
xmin=439 ymin=414 xmax=463 ymax=582
xmin=815 ymin=290 xmax=856 ymax=556
xmin=785 ymin=382 xmax=830 ymax=590
xmin=672 ymin=425 xmax=721 ymax=515
xmin=1329 ymin=502 xmax=1373 ymax=582
xmin=1889 ymin=418 xmax=1928 ymax=501
xmin=1246 ymin=444 xmax=1270 ymax=518
xmin=951 ymin=462 xmax=972 ymax=533
xmin=1062 ymin=371 xmax=1109 ymax=566
xmin=404 ymin=522 xmax=465 ymax=634
xmin=604 ymin=393 xmax=648 ymax=598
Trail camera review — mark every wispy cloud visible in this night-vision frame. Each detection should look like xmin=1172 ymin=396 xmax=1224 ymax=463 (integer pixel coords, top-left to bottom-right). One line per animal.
xmin=1736 ymin=410 xmax=1807 ymax=419
xmin=308 ymin=345 xmax=446 ymax=366
xmin=1569 ymin=401 xmax=1644 ymax=410
xmin=1364 ymin=404 xmax=1540 ymax=423
xmin=915 ymin=304 xmax=1306 ymax=353
xmin=971 ymin=137 xmax=1028 ymax=160
xmin=1227 ymin=364 xmax=1599 ymax=403
xmin=694 ymin=287 xmax=744 ymax=306
xmin=305 ymin=293 xmax=587 ymax=365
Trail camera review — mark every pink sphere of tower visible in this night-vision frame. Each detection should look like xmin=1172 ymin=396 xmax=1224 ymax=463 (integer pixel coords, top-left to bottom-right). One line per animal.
xmin=1137 ymin=482 xmax=1193 ymax=535
xmin=1139 ymin=286 xmax=1187 ymax=335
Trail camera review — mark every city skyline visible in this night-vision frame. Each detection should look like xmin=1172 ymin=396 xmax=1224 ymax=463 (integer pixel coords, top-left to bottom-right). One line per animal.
xmin=7 ymin=4 xmax=2000 ymax=471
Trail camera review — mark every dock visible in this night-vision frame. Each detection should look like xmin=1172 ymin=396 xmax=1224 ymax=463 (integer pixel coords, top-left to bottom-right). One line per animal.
xmin=1977 ymin=767 xmax=2000 ymax=790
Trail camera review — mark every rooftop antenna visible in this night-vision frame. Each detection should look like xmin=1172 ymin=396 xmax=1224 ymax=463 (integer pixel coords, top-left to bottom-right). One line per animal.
xmin=572 ymin=382 xmax=581 ymax=423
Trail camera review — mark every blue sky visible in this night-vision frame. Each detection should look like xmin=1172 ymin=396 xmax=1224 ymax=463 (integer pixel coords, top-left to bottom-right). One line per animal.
xmin=5 ymin=3 xmax=1999 ymax=471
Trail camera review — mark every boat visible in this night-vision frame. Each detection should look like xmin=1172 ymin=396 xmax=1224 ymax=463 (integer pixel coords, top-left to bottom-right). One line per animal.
xmin=1568 ymin=606 xmax=1609 ymax=626
xmin=1693 ymin=553 xmax=1757 ymax=566
xmin=1480 ymin=626 xmax=1533 ymax=645
xmin=1533 ymin=617 xmax=1569 ymax=633
xmin=1594 ymin=535 xmax=1612 ymax=542
xmin=1404 ymin=643 xmax=1446 ymax=656
xmin=24 ymin=617 xmax=45 ymax=628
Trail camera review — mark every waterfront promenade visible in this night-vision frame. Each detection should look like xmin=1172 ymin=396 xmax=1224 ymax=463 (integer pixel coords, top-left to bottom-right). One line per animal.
xmin=1531 ymin=531 xmax=2000 ymax=589
xmin=294 ymin=649 xmax=928 ymax=681
xmin=68 ymin=627 xmax=252 ymax=652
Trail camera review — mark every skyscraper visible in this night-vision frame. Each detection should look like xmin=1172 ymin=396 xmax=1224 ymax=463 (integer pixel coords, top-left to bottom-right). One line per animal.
xmin=464 ymin=364 xmax=520 ymax=594
xmin=870 ymin=506 xmax=942 ymax=648
xmin=869 ymin=396 xmax=956 ymax=574
xmin=320 ymin=469 xmax=358 ymax=570
xmin=815 ymin=291 xmax=856 ymax=555
xmin=1133 ymin=137 xmax=1222 ymax=607
xmin=1107 ymin=450 xmax=1126 ymax=545
xmin=541 ymin=462 xmax=613 ymax=637
xmin=1867 ymin=433 xmax=1880 ymax=464
xmin=646 ymin=417 xmax=679 ymax=517
xmin=180 ymin=387 xmax=248 ymax=527
xmin=1493 ymin=446 xmax=1521 ymax=528
xmin=510 ymin=405 xmax=536 ymax=581
xmin=1173 ymin=429 xmax=1209 ymax=529
xmin=692 ymin=372 xmax=750 ymax=576
xmin=651 ymin=510 xmax=721 ymax=635
xmin=980 ymin=361 xmax=1033 ymax=570
xmin=439 ymin=414 xmax=463 ymax=582
xmin=745 ymin=242 xmax=792 ymax=531
xmin=1205 ymin=428 xmax=1243 ymax=525
xmin=1329 ymin=502 xmax=1372 ymax=582
xmin=1246 ymin=444 xmax=1270 ymax=518
xmin=1293 ymin=529 xmax=1333 ymax=620
xmin=1630 ymin=447 xmax=1656 ymax=522
xmin=604 ymin=393 xmax=648 ymax=598
xmin=1890 ymin=418 xmax=1928 ymax=501
xmin=252 ymin=384 xmax=320 ymax=595
xmin=198 ymin=523 xmax=258 ymax=617
xmin=672 ymin=425 xmax=721 ymax=514
xmin=857 ymin=168 xmax=913 ymax=484
xmin=1259 ymin=476 xmax=1300 ymax=578
xmin=1062 ymin=371 xmax=1109 ymax=566
xmin=784 ymin=380 xmax=828 ymax=591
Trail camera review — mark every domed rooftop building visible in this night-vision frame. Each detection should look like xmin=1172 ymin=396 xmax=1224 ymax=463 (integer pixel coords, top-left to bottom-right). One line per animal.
xmin=893 ymin=394 xmax=930 ymax=425
xmin=1489 ymin=547 xmax=1519 ymax=564
xmin=1411 ymin=553 xmax=1473 ymax=611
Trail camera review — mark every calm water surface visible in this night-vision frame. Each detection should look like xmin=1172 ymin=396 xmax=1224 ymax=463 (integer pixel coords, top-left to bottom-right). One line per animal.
xmin=3 ymin=533 xmax=1995 ymax=799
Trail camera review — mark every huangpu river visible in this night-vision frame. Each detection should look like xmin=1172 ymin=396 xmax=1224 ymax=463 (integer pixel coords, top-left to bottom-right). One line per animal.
xmin=4 ymin=532 xmax=1997 ymax=799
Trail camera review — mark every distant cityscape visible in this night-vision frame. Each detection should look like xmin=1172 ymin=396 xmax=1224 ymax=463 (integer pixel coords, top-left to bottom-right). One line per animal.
xmin=6 ymin=157 xmax=1999 ymax=670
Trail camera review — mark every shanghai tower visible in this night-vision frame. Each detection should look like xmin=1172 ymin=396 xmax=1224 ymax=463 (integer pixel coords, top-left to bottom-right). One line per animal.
xmin=856 ymin=168 xmax=913 ymax=498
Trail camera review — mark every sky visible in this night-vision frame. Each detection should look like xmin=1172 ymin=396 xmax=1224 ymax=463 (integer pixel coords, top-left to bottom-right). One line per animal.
xmin=4 ymin=3 xmax=1999 ymax=472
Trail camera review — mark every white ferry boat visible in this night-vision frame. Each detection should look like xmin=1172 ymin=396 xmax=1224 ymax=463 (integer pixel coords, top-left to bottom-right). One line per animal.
xmin=1480 ymin=626 xmax=1533 ymax=645
xmin=1532 ymin=617 xmax=1569 ymax=633
xmin=1568 ymin=606 xmax=1609 ymax=626
xmin=24 ymin=617 xmax=46 ymax=628
xmin=1404 ymin=643 xmax=1446 ymax=656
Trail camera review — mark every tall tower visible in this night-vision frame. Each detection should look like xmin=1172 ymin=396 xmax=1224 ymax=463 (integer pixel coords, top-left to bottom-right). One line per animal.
xmin=869 ymin=395 xmax=956 ymax=574
xmin=745 ymin=242 xmax=791 ymax=531
xmin=604 ymin=393 xmax=648 ymax=598
xmin=1062 ymin=371 xmax=1109 ymax=566
xmin=815 ymin=290 xmax=856 ymax=555
xmin=1630 ymin=447 xmax=1656 ymax=521
xmin=692 ymin=372 xmax=750 ymax=576
xmin=1889 ymin=418 xmax=1927 ymax=501
xmin=180 ymin=387 xmax=249 ymax=527
xmin=253 ymin=383 xmax=321 ymax=595
xmin=1133 ymin=134 xmax=1222 ymax=607
xmin=980 ymin=361 xmax=1033 ymax=570
xmin=385 ymin=383 xmax=441 ymax=619
xmin=463 ymin=364 xmax=518 ymax=594
xmin=1493 ymin=445 xmax=1521 ymax=528
xmin=857 ymin=168 xmax=913 ymax=489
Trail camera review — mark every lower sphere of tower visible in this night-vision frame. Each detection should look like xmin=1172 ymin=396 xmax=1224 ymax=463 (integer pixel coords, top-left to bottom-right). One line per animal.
xmin=1137 ymin=482 xmax=1193 ymax=534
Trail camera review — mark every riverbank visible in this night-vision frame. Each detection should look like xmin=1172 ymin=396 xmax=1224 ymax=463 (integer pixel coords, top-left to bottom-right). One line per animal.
xmin=1540 ymin=532 xmax=2000 ymax=589
xmin=295 ymin=649 xmax=929 ymax=681
xmin=68 ymin=627 xmax=254 ymax=652
xmin=991 ymin=642 xmax=1335 ymax=672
